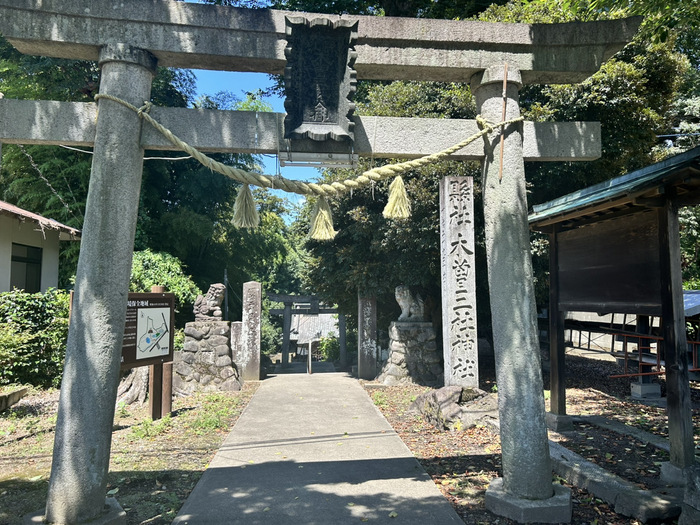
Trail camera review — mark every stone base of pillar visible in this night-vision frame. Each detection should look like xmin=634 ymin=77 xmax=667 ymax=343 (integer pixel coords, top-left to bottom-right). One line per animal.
xmin=174 ymin=321 xmax=242 ymax=395
xmin=631 ymin=382 xmax=661 ymax=399
xmin=679 ymin=503 xmax=700 ymax=525
xmin=25 ymin=498 xmax=126 ymax=525
xmin=679 ymin=463 xmax=700 ymax=524
xmin=376 ymin=322 xmax=442 ymax=386
xmin=485 ymin=478 xmax=572 ymax=524
xmin=661 ymin=462 xmax=687 ymax=486
xmin=546 ymin=411 xmax=574 ymax=432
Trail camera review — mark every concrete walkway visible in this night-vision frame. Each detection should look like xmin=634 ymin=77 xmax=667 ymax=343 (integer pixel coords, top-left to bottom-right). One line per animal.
xmin=173 ymin=365 xmax=462 ymax=524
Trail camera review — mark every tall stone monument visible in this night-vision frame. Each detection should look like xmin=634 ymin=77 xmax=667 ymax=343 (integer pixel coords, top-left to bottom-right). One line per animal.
xmin=239 ymin=281 xmax=262 ymax=381
xmin=0 ymin=1 xmax=641 ymax=522
xmin=357 ymin=294 xmax=378 ymax=380
xmin=440 ymin=176 xmax=479 ymax=387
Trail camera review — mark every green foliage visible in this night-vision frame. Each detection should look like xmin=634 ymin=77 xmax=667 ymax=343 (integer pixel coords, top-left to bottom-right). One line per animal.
xmin=559 ymin=0 xmax=700 ymax=43
xmin=318 ymin=333 xmax=341 ymax=361
xmin=130 ymin=415 xmax=173 ymax=440
xmin=371 ymin=390 xmax=388 ymax=407
xmin=303 ymin=80 xmax=483 ymax=330
xmin=186 ymin=393 xmax=241 ymax=435
xmin=269 ymin=0 xmax=508 ymax=19
xmin=680 ymin=206 xmax=700 ymax=287
xmin=358 ymin=81 xmax=475 ymax=119
xmin=477 ymin=0 xmax=691 ymax=309
xmin=0 ymin=289 xmax=70 ymax=387
xmin=173 ymin=328 xmax=185 ymax=353
xmin=130 ymin=249 xmax=202 ymax=323
xmin=260 ymin=311 xmax=283 ymax=355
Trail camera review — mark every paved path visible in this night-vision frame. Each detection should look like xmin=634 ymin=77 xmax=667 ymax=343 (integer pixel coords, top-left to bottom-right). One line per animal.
xmin=173 ymin=365 xmax=462 ymax=524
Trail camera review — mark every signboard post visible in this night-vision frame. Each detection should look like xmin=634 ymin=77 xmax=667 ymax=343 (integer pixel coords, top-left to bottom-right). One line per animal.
xmin=121 ymin=292 xmax=175 ymax=419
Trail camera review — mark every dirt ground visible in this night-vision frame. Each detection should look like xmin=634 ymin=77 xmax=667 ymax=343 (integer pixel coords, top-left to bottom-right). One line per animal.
xmin=1 ymin=349 xmax=699 ymax=525
xmin=0 ymin=383 xmax=259 ymax=525
xmin=367 ymin=350 xmax=700 ymax=524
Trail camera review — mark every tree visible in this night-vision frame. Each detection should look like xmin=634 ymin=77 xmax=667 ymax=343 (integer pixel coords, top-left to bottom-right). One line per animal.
xmin=299 ymin=0 xmax=693 ymax=329
xmin=559 ymin=0 xmax=700 ymax=43
xmin=301 ymin=81 xmax=482 ymax=336
xmin=130 ymin=249 xmax=202 ymax=319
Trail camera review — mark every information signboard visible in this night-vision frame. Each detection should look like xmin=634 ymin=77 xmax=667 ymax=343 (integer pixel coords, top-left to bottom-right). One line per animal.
xmin=121 ymin=292 xmax=175 ymax=370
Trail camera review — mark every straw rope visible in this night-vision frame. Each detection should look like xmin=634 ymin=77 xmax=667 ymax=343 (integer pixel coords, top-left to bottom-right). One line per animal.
xmin=93 ymin=94 xmax=524 ymax=197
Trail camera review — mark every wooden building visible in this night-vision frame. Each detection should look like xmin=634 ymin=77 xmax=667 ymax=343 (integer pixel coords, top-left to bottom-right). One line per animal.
xmin=529 ymin=146 xmax=700 ymax=477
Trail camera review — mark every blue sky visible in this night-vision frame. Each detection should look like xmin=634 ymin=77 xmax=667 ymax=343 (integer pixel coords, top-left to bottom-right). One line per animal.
xmin=190 ymin=68 xmax=318 ymax=208
xmin=183 ymin=0 xmax=319 ymax=208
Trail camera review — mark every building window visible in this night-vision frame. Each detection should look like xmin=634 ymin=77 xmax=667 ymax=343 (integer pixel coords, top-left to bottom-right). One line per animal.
xmin=11 ymin=243 xmax=42 ymax=293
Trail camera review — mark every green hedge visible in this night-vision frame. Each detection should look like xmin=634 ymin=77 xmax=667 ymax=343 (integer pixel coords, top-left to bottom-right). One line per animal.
xmin=0 ymin=288 xmax=70 ymax=388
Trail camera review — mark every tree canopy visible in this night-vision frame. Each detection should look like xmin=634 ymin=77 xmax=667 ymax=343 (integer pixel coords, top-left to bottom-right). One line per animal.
xmin=298 ymin=0 xmax=696 ymax=330
xmin=0 ymin=31 xmax=303 ymax=325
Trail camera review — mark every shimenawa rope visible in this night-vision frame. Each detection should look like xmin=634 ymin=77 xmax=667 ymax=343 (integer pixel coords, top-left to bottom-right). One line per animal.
xmin=93 ymin=93 xmax=523 ymax=238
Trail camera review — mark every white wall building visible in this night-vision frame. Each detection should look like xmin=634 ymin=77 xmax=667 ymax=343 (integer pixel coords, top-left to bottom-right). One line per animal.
xmin=0 ymin=200 xmax=80 ymax=293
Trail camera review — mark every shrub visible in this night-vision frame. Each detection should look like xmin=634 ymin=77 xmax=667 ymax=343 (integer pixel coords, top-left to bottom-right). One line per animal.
xmin=0 ymin=288 xmax=70 ymax=387
xmin=130 ymin=250 xmax=202 ymax=324
xmin=318 ymin=333 xmax=340 ymax=361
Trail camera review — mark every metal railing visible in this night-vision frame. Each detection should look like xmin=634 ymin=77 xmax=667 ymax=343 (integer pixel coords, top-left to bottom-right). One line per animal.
xmin=607 ymin=331 xmax=700 ymax=378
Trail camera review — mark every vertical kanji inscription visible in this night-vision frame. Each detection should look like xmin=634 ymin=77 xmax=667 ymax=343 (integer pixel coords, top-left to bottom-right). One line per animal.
xmin=440 ymin=176 xmax=478 ymax=387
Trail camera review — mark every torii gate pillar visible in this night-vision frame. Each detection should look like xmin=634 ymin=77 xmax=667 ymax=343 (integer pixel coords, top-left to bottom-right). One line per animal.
xmin=42 ymin=45 xmax=156 ymax=525
xmin=472 ymin=66 xmax=571 ymax=522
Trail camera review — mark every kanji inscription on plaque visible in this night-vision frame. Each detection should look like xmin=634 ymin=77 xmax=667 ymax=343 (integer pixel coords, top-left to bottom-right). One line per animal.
xmin=284 ymin=17 xmax=357 ymax=142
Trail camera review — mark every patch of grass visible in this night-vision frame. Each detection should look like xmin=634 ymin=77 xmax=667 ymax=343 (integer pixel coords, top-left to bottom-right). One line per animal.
xmin=130 ymin=415 xmax=172 ymax=440
xmin=1 ymin=383 xmax=259 ymax=525
xmin=116 ymin=402 xmax=130 ymax=419
xmin=371 ymin=390 xmax=387 ymax=407
xmin=186 ymin=392 xmax=241 ymax=435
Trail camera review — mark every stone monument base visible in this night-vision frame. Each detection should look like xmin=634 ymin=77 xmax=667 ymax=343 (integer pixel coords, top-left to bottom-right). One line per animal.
xmin=485 ymin=478 xmax=572 ymax=523
xmin=661 ymin=461 xmax=687 ymax=486
xmin=679 ymin=463 xmax=700 ymax=525
xmin=376 ymin=321 xmax=442 ymax=386
xmin=545 ymin=411 xmax=574 ymax=432
xmin=24 ymin=498 xmax=126 ymax=525
xmin=174 ymin=321 xmax=241 ymax=395
xmin=631 ymin=381 xmax=661 ymax=399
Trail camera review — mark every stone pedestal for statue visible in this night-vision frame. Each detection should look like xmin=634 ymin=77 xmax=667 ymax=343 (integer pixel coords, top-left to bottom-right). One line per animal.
xmin=679 ymin=463 xmax=700 ymax=525
xmin=174 ymin=321 xmax=241 ymax=394
xmin=376 ymin=321 xmax=442 ymax=386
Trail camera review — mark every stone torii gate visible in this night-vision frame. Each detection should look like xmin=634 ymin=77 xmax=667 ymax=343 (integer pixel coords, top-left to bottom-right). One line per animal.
xmin=268 ymin=293 xmax=347 ymax=369
xmin=0 ymin=1 xmax=640 ymax=523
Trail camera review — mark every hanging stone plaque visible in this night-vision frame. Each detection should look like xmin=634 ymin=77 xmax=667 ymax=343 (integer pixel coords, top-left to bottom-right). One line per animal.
xmin=284 ymin=17 xmax=358 ymax=144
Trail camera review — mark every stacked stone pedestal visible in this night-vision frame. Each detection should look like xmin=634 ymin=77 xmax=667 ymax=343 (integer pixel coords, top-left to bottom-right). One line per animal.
xmin=174 ymin=321 xmax=241 ymax=394
xmin=376 ymin=321 xmax=442 ymax=386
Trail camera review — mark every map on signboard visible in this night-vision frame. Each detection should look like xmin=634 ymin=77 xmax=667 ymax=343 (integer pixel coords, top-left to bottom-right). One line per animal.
xmin=136 ymin=308 xmax=170 ymax=359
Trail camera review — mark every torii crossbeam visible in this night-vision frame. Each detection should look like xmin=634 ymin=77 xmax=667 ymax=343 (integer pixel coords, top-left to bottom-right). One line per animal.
xmin=0 ymin=1 xmax=642 ymax=523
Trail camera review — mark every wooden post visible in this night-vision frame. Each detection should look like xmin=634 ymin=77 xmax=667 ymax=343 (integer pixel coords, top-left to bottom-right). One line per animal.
xmin=282 ymin=303 xmax=292 ymax=368
xmin=149 ymin=364 xmax=163 ymax=421
xmin=549 ymin=227 xmax=567 ymax=415
xmin=658 ymin=200 xmax=695 ymax=470
xmin=339 ymin=313 xmax=347 ymax=369
xmin=162 ymin=362 xmax=173 ymax=416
